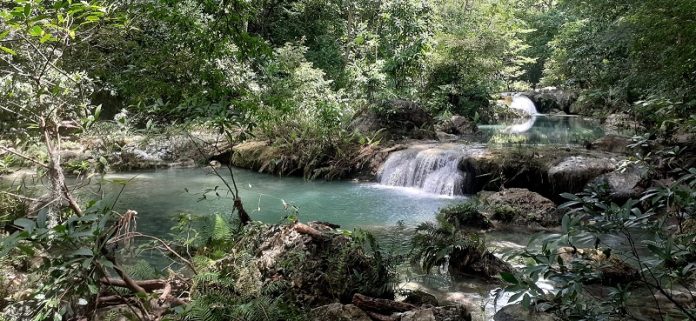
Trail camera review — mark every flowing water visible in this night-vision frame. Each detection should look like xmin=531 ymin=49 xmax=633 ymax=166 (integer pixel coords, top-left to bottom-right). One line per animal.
xmin=0 ymin=98 xmax=610 ymax=320
xmin=509 ymin=95 xmax=538 ymax=115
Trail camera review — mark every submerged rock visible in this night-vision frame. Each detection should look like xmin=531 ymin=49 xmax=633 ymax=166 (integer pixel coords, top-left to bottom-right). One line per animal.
xmin=482 ymin=188 xmax=561 ymax=227
xmin=548 ymin=156 xmax=616 ymax=194
xmin=494 ymin=304 xmax=557 ymax=321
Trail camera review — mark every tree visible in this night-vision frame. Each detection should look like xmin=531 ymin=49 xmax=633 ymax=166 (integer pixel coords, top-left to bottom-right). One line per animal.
xmin=0 ymin=0 xmax=114 ymax=226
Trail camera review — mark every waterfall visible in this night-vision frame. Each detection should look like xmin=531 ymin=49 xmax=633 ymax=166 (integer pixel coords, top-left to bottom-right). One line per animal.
xmin=377 ymin=146 xmax=471 ymax=196
xmin=509 ymin=95 xmax=538 ymax=115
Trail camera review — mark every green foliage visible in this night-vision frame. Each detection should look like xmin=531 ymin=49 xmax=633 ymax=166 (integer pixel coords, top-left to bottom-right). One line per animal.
xmin=438 ymin=202 xmax=493 ymax=229
xmin=410 ymin=211 xmax=487 ymax=274
xmin=502 ymin=144 xmax=696 ymax=319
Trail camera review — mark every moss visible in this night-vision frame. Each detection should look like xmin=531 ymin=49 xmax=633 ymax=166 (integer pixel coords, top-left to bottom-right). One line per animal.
xmin=438 ymin=202 xmax=493 ymax=230
xmin=490 ymin=204 xmax=520 ymax=223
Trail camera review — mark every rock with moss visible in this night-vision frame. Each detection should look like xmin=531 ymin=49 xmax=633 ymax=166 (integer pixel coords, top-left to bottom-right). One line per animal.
xmin=311 ymin=303 xmax=372 ymax=321
xmin=218 ymin=222 xmax=392 ymax=308
xmin=448 ymin=242 xmax=512 ymax=280
xmin=494 ymin=304 xmax=557 ymax=321
xmin=587 ymin=166 xmax=646 ymax=202
xmin=482 ymin=188 xmax=561 ymax=227
xmin=439 ymin=203 xmax=493 ymax=230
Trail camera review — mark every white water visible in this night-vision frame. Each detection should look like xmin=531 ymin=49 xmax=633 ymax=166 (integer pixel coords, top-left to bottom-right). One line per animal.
xmin=509 ymin=95 xmax=538 ymax=115
xmin=377 ymin=145 xmax=484 ymax=196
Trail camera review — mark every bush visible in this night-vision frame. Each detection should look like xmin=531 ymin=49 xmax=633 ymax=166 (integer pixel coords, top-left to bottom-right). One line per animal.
xmin=438 ymin=202 xmax=493 ymax=230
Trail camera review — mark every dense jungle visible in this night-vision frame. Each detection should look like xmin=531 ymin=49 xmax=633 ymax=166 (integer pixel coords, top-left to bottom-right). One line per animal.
xmin=0 ymin=0 xmax=695 ymax=320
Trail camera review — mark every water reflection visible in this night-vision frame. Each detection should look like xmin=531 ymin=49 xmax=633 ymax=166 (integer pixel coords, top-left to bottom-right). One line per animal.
xmin=478 ymin=115 xmax=603 ymax=146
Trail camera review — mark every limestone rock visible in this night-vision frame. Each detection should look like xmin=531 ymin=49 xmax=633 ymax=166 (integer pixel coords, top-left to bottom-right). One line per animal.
xmin=483 ymin=188 xmax=560 ymax=227
xmin=591 ymin=135 xmax=632 ymax=154
xmin=548 ymin=156 xmax=616 ymax=194
xmin=603 ymin=113 xmax=644 ymax=136
xmin=311 ymin=303 xmax=372 ymax=321
xmin=588 ymin=166 xmax=646 ymax=202
xmin=494 ymin=304 xmax=556 ymax=321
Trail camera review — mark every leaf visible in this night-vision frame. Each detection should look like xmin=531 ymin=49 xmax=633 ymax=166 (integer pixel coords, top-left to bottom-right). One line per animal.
xmin=0 ymin=46 xmax=17 ymax=55
xmin=29 ymin=25 xmax=43 ymax=37
xmin=14 ymin=218 xmax=35 ymax=231
xmin=500 ymin=272 xmax=518 ymax=284
xmin=71 ymin=247 xmax=93 ymax=257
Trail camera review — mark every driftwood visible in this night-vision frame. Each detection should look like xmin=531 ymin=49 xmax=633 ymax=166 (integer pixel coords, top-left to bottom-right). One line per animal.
xmin=352 ymin=293 xmax=417 ymax=314
xmin=294 ymin=222 xmax=324 ymax=238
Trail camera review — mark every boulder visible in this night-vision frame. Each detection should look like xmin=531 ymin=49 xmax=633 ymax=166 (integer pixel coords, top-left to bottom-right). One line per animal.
xmin=548 ymin=156 xmax=616 ymax=194
xmin=591 ymin=135 xmax=632 ymax=154
xmin=403 ymin=290 xmax=439 ymax=307
xmin=439 ymin=203 xmax=494 ymax=230
xmin=311 ymin=303 xmax=372 ymax=321
xmin=351 ymin=100 xmax=435 ymax=139
xmin=217 ymin=222 xmax=392 ymax=307
xmin=494 ymin=304 xmax=556 ymax=321
xmin=482 ymin=188 xmax=561 ymax=227
xmin=448 ymin=245 xmax=512 ymax=280
xmin=557 ymin=247 xmax=639 ymax=286
xmin=436 ymin=116 xmax=478 ymax=136
xmin=588 ymin=166 xmax=646 ymax=202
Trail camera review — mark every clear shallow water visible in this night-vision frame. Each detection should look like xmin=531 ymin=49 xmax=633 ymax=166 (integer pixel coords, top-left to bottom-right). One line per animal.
xmin=478 ymin=115 xmax=603 ymax=146
xmin=99 ymin=167 xmax=464 ymax=238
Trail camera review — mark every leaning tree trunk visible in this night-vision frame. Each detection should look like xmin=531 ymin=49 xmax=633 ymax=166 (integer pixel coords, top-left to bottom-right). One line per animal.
xmin=41 ymin=118 xmax=82 ymax=228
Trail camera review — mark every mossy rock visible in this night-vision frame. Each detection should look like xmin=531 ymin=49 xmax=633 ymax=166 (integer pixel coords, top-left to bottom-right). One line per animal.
xmin=439 ymin=203 xmax=493 ymax=230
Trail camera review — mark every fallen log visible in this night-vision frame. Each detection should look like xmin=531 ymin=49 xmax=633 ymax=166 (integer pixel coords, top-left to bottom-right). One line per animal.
xmin=352 ymin=293 xmax=417 ymax=314
xmin=294 ymin=222 xmax=323 ymax=238
xmin=100 ymin=277 xmax=167 ymax=291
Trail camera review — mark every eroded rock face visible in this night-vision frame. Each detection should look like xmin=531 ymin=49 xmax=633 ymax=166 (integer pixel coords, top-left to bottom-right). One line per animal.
xmin=351 ymin=100 xmax=435 ymax=139
xmin=482 ymin=188 xmax=561 ymax=227
xmin=311 ymin=303 xmax=372 ymax=321
xmin=494 ymin=304 xmax=557 ymax=321
xmin=523 ymin=88 xmax=577 ymax=114
xmin=105 ymin=131 xmax=229 ymax=170
xmin=548 ymin=156 xmax=617 ymax=194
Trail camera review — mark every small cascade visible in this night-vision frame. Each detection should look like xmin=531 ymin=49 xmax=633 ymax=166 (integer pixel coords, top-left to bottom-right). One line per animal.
xmin=377 ymin=147 xmax=470 ymax=196
xmin=509 ymin=95 xmax=538 ymax=115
